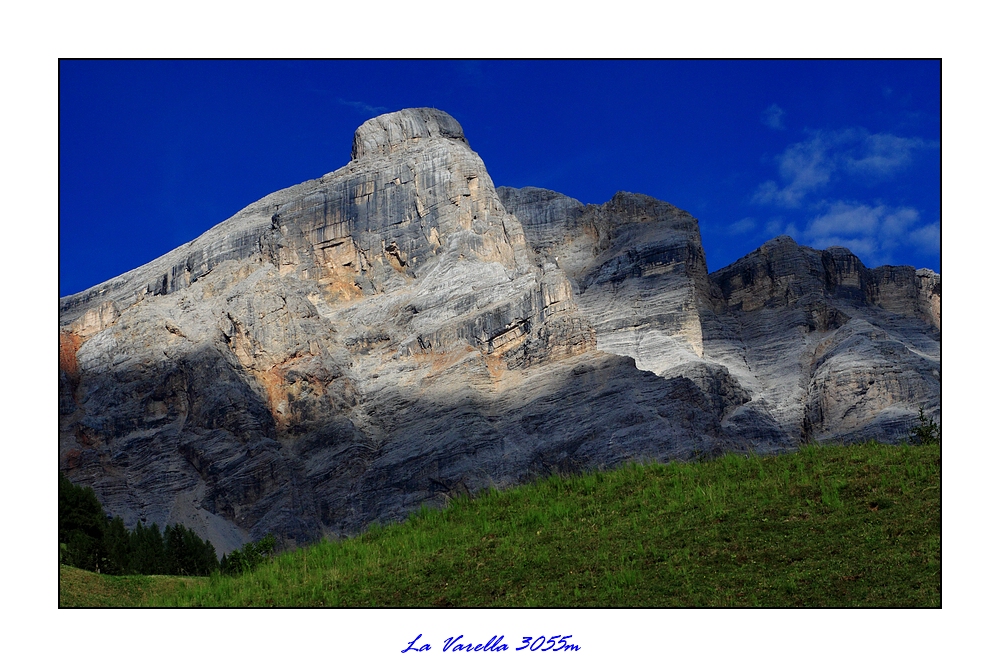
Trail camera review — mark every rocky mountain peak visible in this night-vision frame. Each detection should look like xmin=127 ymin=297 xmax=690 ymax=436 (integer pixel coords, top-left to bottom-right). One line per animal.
xmin=350 ymin=108 xmax=469 ymax=161
xmin=603 ymin=191 xmax=699 ymax=232
xmin=710 ymin=236 xmax=941 ymax=328
xmin=59 ymin=109 xmax=940 ymax=552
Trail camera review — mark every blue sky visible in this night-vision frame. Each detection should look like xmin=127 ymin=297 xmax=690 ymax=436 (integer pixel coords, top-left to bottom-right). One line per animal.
xmin=59 ymin=60 xmax=940 ymax=297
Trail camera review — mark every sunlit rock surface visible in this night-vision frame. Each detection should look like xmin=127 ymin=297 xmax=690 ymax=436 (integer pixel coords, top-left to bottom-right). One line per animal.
xmin=60 ymin=109 xmax=941 ymax=551
xmin=499 ymin=192 xmax=940 ymax=446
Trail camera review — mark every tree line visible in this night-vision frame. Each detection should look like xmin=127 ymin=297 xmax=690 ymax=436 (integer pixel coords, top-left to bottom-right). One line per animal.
xmin=59 ymin=473 xmax=279 ymax=577
xmin=59 ymin=472 xmax=218 ymax=576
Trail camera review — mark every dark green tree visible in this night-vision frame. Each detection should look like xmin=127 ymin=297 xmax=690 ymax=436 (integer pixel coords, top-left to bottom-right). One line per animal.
xmin=101 ymin=516 xmax=130 ymax=575
xmin=221 ymin=534 xmax=276 ymax=575
xmin=129 ymin=521 xmax=165 ymax=574
xmin=909 ymin=407 xmax=941 ymax=446
xmin=182 ymin=525 xmax=219 ymax=575
xmin=59 ymin=473 xmax=107 ymax=571
xmin=164 ymin=523 xmax=184 ymax=575
xmin=60 ymin=472 xmax=219 ymax=576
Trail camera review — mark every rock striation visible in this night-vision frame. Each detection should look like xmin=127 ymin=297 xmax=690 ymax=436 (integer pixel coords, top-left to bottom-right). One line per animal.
xmin=60 ymin=109 xmax=941 ymax=551
xmin=499 ymin=190 xmax=940 ymax=446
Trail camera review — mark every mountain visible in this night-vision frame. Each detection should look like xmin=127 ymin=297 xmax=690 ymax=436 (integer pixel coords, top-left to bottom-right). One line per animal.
xmin=59 ymin=108 xmax=941 ymax=552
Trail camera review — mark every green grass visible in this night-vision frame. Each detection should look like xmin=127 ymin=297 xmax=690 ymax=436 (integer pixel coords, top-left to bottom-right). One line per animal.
xmin=59 ymin=565 xmax=203 ymax=607
xmin=64 ymin=441 xmax=941 ymax=607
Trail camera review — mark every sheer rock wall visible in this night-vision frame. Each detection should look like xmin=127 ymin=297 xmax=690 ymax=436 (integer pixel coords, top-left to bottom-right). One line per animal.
xmin=60 ymin=109 xmax=941 ymax=551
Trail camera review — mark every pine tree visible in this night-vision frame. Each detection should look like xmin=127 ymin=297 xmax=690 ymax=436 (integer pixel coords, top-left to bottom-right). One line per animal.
xmin=128 ymin=521 xmax=147 ymax=574
xmin=147 ymin=523 xmax=165 ymax=574
xmin=60 ymin=473 xmax=221 ymax=576
xmin=101 ymin=516 xmax=130 ymax=575
xmin=200 ymin=538 xmax=219 ymax=575
xmin=59 ymin=473 xmax=107 ymax=572
xmin=164 ymin=524 xmax=184 ymax=575
xmin=129 ymin=520 xmax=166 ymax=574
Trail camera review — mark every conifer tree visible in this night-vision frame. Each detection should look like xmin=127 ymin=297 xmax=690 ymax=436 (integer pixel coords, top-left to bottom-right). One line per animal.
xmin=60 ymin=473 xmax=219 ymax=576
xmin=59 ymin=473 xmax=107 ymax=571
xmin=101 ymin=516 xmax=130 ymax=575
xmin=164 ymin=523 xmax=184 ymax=575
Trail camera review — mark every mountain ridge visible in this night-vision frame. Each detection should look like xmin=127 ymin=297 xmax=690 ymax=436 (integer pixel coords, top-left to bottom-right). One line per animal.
xmin=59 ymin=108 xmax=940 ymax=552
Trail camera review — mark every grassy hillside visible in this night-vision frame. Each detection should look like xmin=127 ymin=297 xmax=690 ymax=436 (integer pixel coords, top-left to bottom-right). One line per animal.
xmin=59 ymin=565 xmax=203 ymax=607
xmin=62 ymin=441 xmax=941 ymax=607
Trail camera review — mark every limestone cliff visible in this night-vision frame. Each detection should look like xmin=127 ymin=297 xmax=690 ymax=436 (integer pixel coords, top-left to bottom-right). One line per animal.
xmin=499 ymin=190 xmax=940 ymax=446
xmin=60 ymin=109 xmax=941 ymax=551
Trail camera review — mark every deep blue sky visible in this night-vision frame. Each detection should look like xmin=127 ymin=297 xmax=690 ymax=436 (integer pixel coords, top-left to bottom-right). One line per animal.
xmin=59 ymin=60 xmax=940 ymax=297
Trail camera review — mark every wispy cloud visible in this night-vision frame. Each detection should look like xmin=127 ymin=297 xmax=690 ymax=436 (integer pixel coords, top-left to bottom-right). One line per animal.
xmin=844 ymin=132 xmax=931 ymax=177
xmin=764 ymin=217 xmax=794 ymax=237
xmin=726 ymin=217 xmax=757 ymax=235
xmin=753 ymin=128 xmax=936 ymax=208
xmin=337 ymin=98 xmax=388 ymax=117
xmin=753 ymin=131 xmax=838 ymax=207
xmin=800 ymin=201 xmax=936 ymax=267
xmin=761 ymin=104 xmax=785 ymax=130
xmin=909 ymin=221 xmax=942 ymax=256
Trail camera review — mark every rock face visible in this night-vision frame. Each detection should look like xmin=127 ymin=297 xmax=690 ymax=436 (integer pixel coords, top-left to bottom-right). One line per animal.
xmin=709 ymin=237 xmax=940 ymax=442
xmin=60 ymin=109 xmax=941 ymax=552
xmin=501 ymin=189 xmax=940 ymax=446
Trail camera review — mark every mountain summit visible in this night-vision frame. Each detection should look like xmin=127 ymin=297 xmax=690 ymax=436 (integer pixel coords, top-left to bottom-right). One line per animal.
xmin=59 ymin=109 xmax=941 ymax=551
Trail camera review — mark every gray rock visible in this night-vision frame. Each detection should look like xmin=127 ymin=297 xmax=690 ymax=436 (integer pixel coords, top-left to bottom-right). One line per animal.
xmin=59 ymin=109 xmax=603 ymax=550
xmin=499 ymin=193 xmax=941 ymax=446
xmin=59 ymin=109 xmax=940 ymax=552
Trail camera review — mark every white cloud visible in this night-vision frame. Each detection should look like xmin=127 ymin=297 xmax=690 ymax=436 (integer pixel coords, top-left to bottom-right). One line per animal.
xmin=753 ymin=181 xmax=781 ymax=206
xmin=910 ymin=221 xmax=941 ymax=256
xmin=801 ymin=201 xmax=930 ymax=266
xmin=752 ymin=128 xmax=935 ymax=208
xmin=726 ymin=217 xmax=756 ymax=234
xmin=753 ymin=131 xmax=837 ymax=206
xmin=881 ymin=207 xmax=921 ymax=240
xmin=844 ymin=133 xmax=934 ymax=178
xmin=764 ymin=218 xmax=785 ymax=236
xmin=807 ymin=202 xmax=884 ymax=237
xmin=761 ymin=104 xmax=785 ymax=130
xmin=337 ymin=98 xmax=388 ymax=116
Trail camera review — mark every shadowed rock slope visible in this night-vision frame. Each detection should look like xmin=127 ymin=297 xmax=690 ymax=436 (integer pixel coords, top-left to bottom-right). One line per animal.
xmin=60 ymin=109 xmax=940 ymax=551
